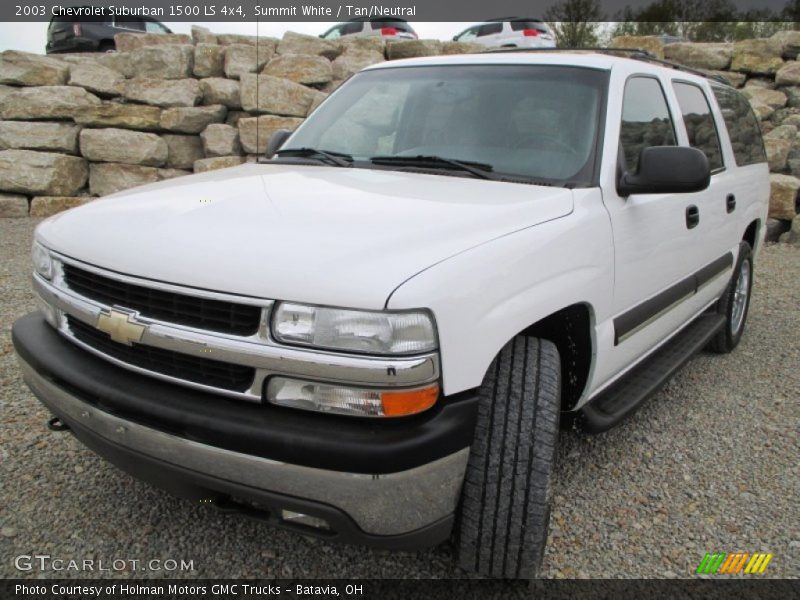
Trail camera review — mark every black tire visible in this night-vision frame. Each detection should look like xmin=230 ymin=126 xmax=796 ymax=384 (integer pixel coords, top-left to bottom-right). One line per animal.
xmin=709 ymin=242 xmax=753 ymax=354
xmin=98 ymin=41 xmax=116 ymax=53
xmin=456 ymin=336 xmax=560 ymax=579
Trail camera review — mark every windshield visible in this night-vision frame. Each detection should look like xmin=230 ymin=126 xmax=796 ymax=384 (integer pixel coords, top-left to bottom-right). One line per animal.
xmin=282 ymin=65 xmax=608 ymax=185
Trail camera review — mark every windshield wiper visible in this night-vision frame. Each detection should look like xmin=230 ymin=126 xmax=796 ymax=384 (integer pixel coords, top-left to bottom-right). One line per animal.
xmin=274 ymin=147 xmax=353 ymax=167
xmin=369 ymin=155 xmax=498 ymax=180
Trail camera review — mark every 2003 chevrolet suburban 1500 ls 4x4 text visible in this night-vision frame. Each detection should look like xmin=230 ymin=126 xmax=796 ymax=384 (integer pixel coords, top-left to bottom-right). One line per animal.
xmin=13 ymin=51 xmax=769 ymax=578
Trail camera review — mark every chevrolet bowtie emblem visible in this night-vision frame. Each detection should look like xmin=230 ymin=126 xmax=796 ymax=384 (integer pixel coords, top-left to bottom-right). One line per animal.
xmin=96 ymin=310 xmax=146 ymax=346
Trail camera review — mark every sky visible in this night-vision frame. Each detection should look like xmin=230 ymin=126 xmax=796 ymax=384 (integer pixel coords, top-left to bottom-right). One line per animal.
xmin=0 ymin=22 xmax=473 ymax=54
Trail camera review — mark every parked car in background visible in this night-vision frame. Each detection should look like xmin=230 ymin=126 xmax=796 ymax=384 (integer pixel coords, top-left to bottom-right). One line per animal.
xmin=453 ymin=18 xmax=555 ymax=48
xmin=658 ymin=33 xmax=689 ymax=45
xmin=46 ymin=14 xmax=172 ymax=54
xmin=320 ymin=18 xmax=417 ymax=41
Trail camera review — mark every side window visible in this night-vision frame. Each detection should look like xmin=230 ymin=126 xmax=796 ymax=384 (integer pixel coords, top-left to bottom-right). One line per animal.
xmin=144 ymin=21 xmax=169 ymax=34
xmin=477 ymin=23 xmax=503 ymax=37
xmin=620 ymin=77 xmax=677 ymax=173
xmin=341 ymin=22 xmax=363 ymax=35
xmin=321 ymin=25 xmax=343 ymax=40
xmin=456 ymin=27 xmax=478 ymax=41
xmin=672 ymin=82 xmax=724 ymax=171
xmin=116 ymin=19 xmax=145 ymax=31
xmin=322 ymin=22 xmax=361 ymax=39
xmin=711 ymin=85 xmax=768 ymax=166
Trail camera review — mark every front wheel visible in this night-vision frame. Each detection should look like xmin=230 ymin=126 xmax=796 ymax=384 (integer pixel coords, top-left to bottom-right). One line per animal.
xmin=455 ymin=336 xmax=560 ymax=579
xmin=708 ymin=241 xmax=753 ymax=353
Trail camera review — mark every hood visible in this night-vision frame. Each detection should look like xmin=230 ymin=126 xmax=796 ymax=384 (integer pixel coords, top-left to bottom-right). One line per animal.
xmin=37 ymin=163 xmax=574 ymax=309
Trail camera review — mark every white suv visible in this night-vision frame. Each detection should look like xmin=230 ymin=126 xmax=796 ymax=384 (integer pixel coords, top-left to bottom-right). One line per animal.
xmin=453 ymin=18 xmax=556 ymax=48
xmin=15 ymin=51 xmax=769 ymax=579
xmin=320 ymin=18 xmax=417 ymax=41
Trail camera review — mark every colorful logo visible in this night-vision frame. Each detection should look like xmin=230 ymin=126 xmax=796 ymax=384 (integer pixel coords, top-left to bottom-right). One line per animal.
xmin=696 ymin=552 xmax=773 ymax=575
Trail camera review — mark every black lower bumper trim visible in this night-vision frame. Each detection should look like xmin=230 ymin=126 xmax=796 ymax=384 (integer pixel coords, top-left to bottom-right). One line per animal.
xmin=12 ymin=312 xmax=478 ymax=475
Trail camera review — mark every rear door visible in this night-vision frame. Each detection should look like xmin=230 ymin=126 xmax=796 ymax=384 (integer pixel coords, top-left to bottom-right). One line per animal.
xmin=669 ymin=79 xmax=737 ymax=293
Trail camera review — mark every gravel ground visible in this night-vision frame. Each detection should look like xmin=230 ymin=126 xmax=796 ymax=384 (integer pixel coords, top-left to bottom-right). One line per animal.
xmin=1 ymin=218 xmax=798 ymax=580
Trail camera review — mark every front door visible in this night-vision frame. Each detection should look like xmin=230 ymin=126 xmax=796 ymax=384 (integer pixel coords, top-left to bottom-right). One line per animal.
xmin=601 ymin=75 xmax=718 ymax=385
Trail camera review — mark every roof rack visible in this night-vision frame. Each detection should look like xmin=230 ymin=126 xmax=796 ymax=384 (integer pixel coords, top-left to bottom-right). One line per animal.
xmin=485 ymin=47 xmax=731 ymax=86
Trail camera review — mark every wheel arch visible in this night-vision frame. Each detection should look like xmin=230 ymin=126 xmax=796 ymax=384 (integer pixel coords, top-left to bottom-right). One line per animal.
xmin=517 ymin=303 xmax=595 ymax=412
xmin=742 ymin=218 xmax=760 ymax=252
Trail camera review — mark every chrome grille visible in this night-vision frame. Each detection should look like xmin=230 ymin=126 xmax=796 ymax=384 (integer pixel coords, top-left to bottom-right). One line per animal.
xmin=63 ymin=264 xmax=261 ymax=336
xmin=67 ymin=315 xmax=256 ymax=392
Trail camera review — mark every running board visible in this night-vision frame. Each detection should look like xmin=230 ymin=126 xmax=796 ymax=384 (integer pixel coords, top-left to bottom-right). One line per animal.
xmin=574 ymin=313 xmax=726 ymax=434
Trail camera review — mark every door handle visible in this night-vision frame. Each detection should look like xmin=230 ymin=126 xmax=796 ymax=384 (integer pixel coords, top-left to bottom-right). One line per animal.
xmin=726 ymin=193 xmax=736 ymax=213
xmin=686 ymin=205 xmax=700 ymax=229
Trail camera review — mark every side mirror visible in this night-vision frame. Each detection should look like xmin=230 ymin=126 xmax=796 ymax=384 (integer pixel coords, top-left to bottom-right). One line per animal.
xmin=618 ymin=146 xmax=710 ymax=197
xmin=265 ymin=129 xmax=293 ymax=158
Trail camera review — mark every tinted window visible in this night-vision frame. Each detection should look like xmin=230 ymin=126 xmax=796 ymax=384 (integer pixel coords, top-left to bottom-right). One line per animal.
xmin=48 ymin=17 xmax=72 ymax=31
xmin=477 ymin=23 xmax=503 ymax=36
xmin=284 ymin=65 xmax=608 ymax=185
xmin=370 ymin=21 xmax=414 ymax=32
xmin=672 ymin=82 xmax=724 ymax=171
xmin=341 ymin=22 xmax=363 ymax=35
xmin=620 ymin=77 xmax=677 ymax=172
xmin=510 ymin=21 xmax=549 ymax=32
xmin=711 ymin=85 xmax=767 ymax=166
xmin=116 ymin=19 xmax=145 ymax=31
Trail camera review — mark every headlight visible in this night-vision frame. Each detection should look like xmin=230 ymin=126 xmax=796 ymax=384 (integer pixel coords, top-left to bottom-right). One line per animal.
xmin=272 ymin=303 xmax=437 ymax=355
xmin=32 ymin=241 xmax=53 ymax=280
xmin=266 ymin=377 xmax=439 ymax=418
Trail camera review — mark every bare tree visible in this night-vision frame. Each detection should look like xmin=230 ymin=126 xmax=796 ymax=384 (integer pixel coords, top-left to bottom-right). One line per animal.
xmin=544 ymin=0 xmax=604 ymax=47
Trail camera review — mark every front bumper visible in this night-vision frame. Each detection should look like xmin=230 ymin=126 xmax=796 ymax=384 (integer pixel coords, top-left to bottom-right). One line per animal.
xmin=13 ymin=312 xmax=478 ymax=548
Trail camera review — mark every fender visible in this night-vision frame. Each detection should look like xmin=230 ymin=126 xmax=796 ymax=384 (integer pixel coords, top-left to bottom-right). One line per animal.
xmin=387 ymin=189 xmax=614 ymax=397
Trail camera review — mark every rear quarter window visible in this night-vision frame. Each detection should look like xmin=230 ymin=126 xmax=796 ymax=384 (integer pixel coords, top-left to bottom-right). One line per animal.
xmin=711 ymin=85 xmax=767 ymax=166
xmin=477 ymin=23 xmax=503 ymax=36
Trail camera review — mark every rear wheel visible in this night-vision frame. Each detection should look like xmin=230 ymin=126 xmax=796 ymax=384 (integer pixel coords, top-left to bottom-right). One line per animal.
xmin=456 ymin=336 xmax=560 ymax=579
xmin=98 ymin=41 xmax=116 ymax=53
xmin=709 ymin=242 xmax=753 ymax=353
